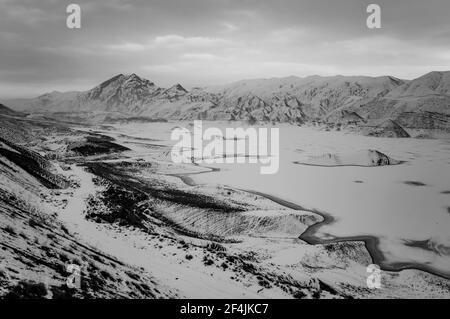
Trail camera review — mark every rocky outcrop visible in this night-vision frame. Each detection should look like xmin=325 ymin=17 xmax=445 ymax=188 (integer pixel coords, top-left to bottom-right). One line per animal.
xmin=395 ymin=111 xmax=450 ymax=130
xmin=294 ymin=149 xmax=402 ymax=167
xmin=366 ymin=119 xmax=411 ymax=138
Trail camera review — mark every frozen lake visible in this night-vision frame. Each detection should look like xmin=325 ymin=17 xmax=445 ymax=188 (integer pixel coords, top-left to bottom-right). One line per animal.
xmin=102 ymin=121 xmax=450 ymax=278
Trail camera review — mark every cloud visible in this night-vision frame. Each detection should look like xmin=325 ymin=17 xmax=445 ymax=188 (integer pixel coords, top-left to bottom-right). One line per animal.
xmin=1 ymin=0 xmax=450 ymax=98
xmin=0 ymin=1 xmax=47 ymax=26
xmin=221 ymin=22 xmax=238 ymax=32
xmin=181 ymin=53 xmax=221 ymax=60
xmin=153 ymin=35 xmax=231 ymax=48
xmin=104 ymin=42 xmax=148 ymax=52
xmin=95 ymin=35 xmax=234 ymax=57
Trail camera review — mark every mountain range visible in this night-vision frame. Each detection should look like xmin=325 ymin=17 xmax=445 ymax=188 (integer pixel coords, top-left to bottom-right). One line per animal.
xmin=3 ymin=71 xmax=450 ymax=132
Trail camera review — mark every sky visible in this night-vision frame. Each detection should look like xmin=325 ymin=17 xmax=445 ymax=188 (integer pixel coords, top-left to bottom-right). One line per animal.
xmin=0 ymin=0 xmax=450 ymax=98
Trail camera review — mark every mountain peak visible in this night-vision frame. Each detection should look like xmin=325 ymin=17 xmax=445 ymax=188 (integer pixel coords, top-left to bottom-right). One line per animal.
xmin=159 ymin=83 xmax=188 ymax=100
xmin=85 ymin=73 xmax=159 ymax=110
xmin=123 ymin=73 xmax=155 ymax=87
xmin=91 ymin=73 xmax=155 ymax=92
xmin=170 ymin=83 xmax=187 ymax=92
xmin=124 ymin=73 xmax=143 ymax=81
xmin=387 ymin=70 xmax=450 ymax=98
xmin=95 ymin=74 xmax=125 ymax=90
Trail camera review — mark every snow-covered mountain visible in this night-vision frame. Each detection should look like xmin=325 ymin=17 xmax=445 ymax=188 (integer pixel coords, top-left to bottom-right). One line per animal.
xmin=195 ymin=75 xmax=404 ymax=123
xmin=6 ymin=74 xmax=162 ymax=114
xmin=387 ymin=71 xmax=450 ymax=97
xmin=3 ymin=71 xmax=450 ymax=130
xmin=327 ymin=71 xmax=450 ymax=130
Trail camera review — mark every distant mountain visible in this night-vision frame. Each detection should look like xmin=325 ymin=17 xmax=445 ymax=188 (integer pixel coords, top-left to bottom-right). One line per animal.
xmin=3 ymin=71 xmax=450 ymax=131
xmin=83 ymin=73 xmax=162 ymax=113
xmin=329 ymin=71 xmax=450 ymax=130
xmin=196 ymin=75 xmax=404 ymax=122
xmin=5 ymin=74 xmax=162 ymax=114
xmin=387 ymin=71 xmax=450 ymax=97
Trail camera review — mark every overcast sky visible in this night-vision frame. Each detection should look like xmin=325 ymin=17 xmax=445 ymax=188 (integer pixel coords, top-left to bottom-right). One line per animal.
xmin=1 ymin=0 xmax=450 ymax=98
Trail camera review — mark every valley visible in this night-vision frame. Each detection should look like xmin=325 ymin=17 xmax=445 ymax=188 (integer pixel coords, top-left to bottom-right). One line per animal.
xmin=1 ymin=112 xmax=449 ymax=298
xmin=1 ymin=70 xmax=449 ymax=299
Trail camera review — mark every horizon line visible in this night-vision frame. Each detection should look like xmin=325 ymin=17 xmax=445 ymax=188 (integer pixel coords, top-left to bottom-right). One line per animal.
xmin=2 ymin=69 xmax=449 ymax=100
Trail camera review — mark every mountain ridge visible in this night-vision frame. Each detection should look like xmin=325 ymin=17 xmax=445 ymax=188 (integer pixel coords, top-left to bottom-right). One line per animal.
xmin=2 ymin=71 xmax=449 ymax=131
xmin=0 ymin=103 xmax=27 ymax=117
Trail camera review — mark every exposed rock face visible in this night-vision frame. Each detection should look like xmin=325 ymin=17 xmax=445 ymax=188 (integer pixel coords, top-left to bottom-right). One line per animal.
xmin=3 ymin=71 xmax=450 ymax=133
xmin=83 ymin=73 xmax=161 ymax=113
xmin=365 ymin=119 xmax=411 ymax=138
xmin=386 ymin=71 xmax=450 ymax=97
xmin=327 ymin=110 xmax=367 ymax=124
xmin=366 ymin=149 xmax=402 ymax=165
xmin=294 ymin=149 xmax=402 ymax=167
xmin=196 ymin=75 xmax=402 ymax=122
xmin=395 ymin=111 xmax=450 ymax=130
xmin=337 ymin=71 xmax=450 ymax=132
xmin=159 ymin=84 xmax=188 ymax=102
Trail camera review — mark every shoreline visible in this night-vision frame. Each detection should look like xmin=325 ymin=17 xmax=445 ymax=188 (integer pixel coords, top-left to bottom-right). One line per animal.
xmin=172 ymin=166 xmax=450 ymax=280
xmin=99 ymin=127 xmax=450 ymax=281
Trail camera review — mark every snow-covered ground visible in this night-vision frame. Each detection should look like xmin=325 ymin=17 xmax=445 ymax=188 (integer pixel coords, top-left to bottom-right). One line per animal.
xmin=56 ymin=164 xmax=290 ymax=298
xmin=98 ymin=121 xmax=450 ymax=278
